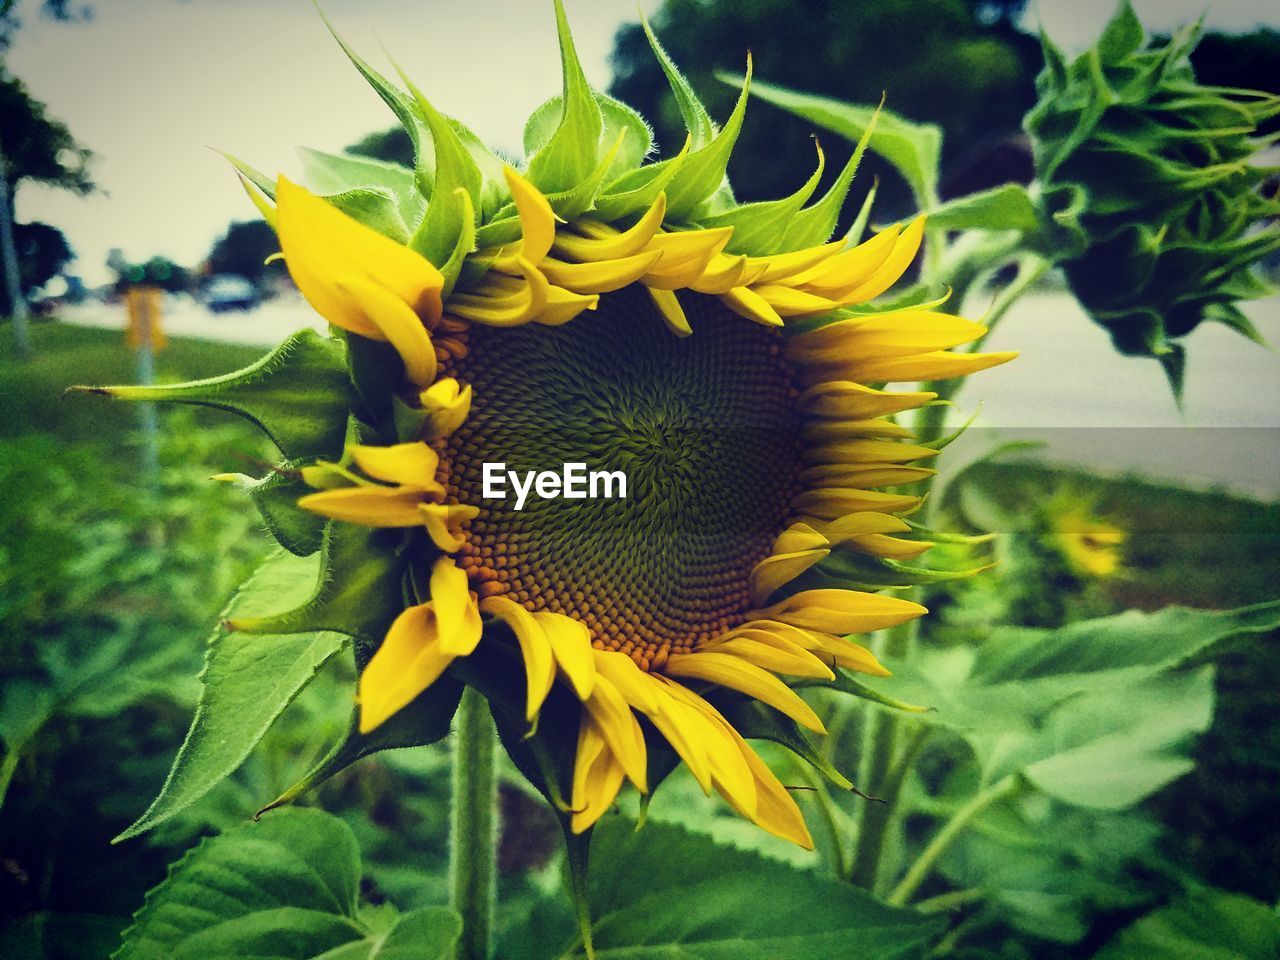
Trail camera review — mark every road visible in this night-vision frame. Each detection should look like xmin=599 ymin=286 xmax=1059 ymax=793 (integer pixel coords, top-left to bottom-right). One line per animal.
xmin=60 ymin=289 xmax=1280 ymax=499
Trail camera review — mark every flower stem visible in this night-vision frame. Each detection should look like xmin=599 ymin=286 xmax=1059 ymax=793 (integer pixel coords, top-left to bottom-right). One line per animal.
xmin=451 ymin=686 xmax=497 ymax=960
xmin=888 ymin=774 xmax=1021 ymax=906
xmin=847 ymin=619 xmax=917 ymax=889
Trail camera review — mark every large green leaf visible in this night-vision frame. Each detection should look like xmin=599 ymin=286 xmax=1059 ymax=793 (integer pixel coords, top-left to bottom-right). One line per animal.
xmin=1094 ymin=889 xmax=1280 ymax=960
xmin=498 ymin=817 xmax=942 ymax=959
xmin=865 ymin=601 xmax=1280 ymax=739
xmin=74 ymin=330 xmax=352 ymax=463
xmin=117 ymin=552 xmax=346 ymax=840
xmin=298 ymin=146 xmax=424 ymax=232
xmin=1017 ymin=668 xmax=1214 ymax=808
xmin=115 ymin=807 xmax=460 ymax=960
xmin=740 ymin=77 xmax=942 ymax=206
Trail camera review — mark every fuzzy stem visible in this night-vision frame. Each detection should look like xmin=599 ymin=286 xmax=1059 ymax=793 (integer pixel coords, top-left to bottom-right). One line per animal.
xmin=888 ymin=774 xmax=1021 ymax=906
xmin=847 ymin=620 xmax=916 ymax=888
xmin=451 ymin=687 xmax=497 ymax=960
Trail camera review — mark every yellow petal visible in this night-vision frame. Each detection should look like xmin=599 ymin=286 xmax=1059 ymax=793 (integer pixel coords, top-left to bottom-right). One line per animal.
xmin=553 ymin=192 xmax=667 ymax=262
xmin=535 ymin=283 xmax=599 ymax=326
xmin=803 ymin=439 xmax=939 ymax=465
xmin=580 ymin=672 xmax=648 ymax=791
xmin=357 ymin=603 xmax=454 ymax=733
xmin=787 ymin=226 xmax=899 ymax=293
xmin=719 ymin=716 xmax=814 ymax=849
xmin=481 ymin=596 xmax=555 ymax=721
xmin=836 ymin=216 xmax=925 ymax=304
xmin=842 ymin=349 xmax=1019 ymax=382
xmin=848 ymin=533 xmax=934 ymax=561
xmin=571 ymin=719 xmax=627 ymax=833
xmin=540 ymin=250 xmax=663 ymax=294
xmin=810 ymin=635 xmax=891 ymax=676
xmin=663 ymin=651 xmax=825 ymax=734
xmin=744 ymin=240 xmax=844 ymax=285
xmin=647 ymin=287 xmax=692 ymax=336
xmin=719 ymin=286 xmax=783 ymax=327
xmin=419 ymin=502 xmax=479 ymax=552
xmin=819 ymin=512 xmax=913 ymax=542
xmin=419 ymin=377 xmax=473 ymax=439
xmin=503 ymin=166 xmax=557 ymax=264
xmin=298 ymin=486 xmax=425 ymax=527
xmin=797 ymin=381 xmax=937 ymax=419
xmin=711 ymin=638 xmax=835 ymax=680
xmin=800 ymin=464 xmax=936 ymax=487
xmin=335 ymin=277 xmax=438 ymax=386
xmin=755 ymin=588 xmax=926 ymax=635
xmin=792 ymin=488 xmax=921 ymax=519
xmin=802 ymin=418 xmax=916 ymax=441
xmin=661 ymin=684 xmax=759 ymax=820
xmin=642 ymin=227 xmax=735 ymax=289
xmin=430 ymin=557 xmax=482 ymax=656
xmin=748 ymin=549 xmax=829 ymax=607
xmin=449 ymin=258 xmax=550 ymax=326
xmin=749 ymin=284 xmax=842 ymax=318
xmin=786 ymin=312 xmax=986 ymax=364
xmin=687 ymin=252 xmax=749 ymax=294
xmin=276 ymin=176 xmax=444 ymax=329
xmin=535 ymin=611 xmax=595 ymax=700
xmin=350 ymin=442 xmax=440 ymax=489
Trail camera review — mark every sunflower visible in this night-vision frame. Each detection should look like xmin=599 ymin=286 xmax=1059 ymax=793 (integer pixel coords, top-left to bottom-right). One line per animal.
xmin=171 ymin=3 xmax=1013 ymax=847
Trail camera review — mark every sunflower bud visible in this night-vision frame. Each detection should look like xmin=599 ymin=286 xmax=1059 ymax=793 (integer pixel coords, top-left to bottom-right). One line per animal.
xmin=1026 ymin=0 xmax=1280 ymax=396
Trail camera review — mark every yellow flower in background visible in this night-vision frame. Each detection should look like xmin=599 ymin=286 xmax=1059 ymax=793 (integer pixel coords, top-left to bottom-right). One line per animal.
xmin=152 ymin=0 xmax=1014 ymax=847
xmin=1054 ymin=508 xmax=1127 ymax=578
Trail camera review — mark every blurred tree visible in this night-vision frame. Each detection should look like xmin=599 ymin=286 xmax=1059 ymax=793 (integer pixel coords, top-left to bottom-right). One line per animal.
xmin=346 ymin=126 xmax=414 ymax=167
xmin=0 ymin=219 xmax=71 ymax=313
xmin=0 ymin=0 xmax=92 ymax=51
xmin=111 ymin=255 xmax=189 ymax=295
xmin=608 ymin=0 xmax=1041 ymax=218
xmin=206 ymin=219 xmax=284 ymax=286
xmin=0 ymin=67 xmax=92 ymax=355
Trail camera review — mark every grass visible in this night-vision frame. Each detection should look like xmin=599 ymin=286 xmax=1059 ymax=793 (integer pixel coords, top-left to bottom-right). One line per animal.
xmin=0 ymin=320 xmax=262 ymax=456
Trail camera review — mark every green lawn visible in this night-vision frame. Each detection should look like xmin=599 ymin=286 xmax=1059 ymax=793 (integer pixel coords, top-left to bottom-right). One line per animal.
xmin=1 ymin=321 xmax=262 ymax=457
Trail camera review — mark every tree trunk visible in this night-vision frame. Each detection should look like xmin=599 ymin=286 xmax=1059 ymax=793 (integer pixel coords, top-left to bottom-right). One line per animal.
xmin=0 ymin=140 xmax=32 ymax=359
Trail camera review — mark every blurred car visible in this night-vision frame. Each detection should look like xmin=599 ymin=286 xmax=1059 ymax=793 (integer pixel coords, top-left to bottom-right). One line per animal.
xmin=203 ymin=274 xmax=258 ymax=313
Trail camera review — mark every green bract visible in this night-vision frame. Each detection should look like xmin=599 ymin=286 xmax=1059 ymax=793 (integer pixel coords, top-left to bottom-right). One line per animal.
xmin=1026 ymin=1 xmax=1280 ymax=396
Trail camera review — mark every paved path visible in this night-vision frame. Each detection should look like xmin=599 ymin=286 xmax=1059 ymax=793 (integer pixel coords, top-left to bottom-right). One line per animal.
xmin=61 ymin=289 xmax=1280 ymax=498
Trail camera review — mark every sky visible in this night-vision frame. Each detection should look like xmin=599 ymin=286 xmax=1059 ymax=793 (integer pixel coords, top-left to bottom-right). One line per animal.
xmin=6 ymin=0 xmax=1278 ymax=285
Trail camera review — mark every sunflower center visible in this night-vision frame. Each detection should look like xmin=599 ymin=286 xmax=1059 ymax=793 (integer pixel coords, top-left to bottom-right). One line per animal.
xmin=443 ymin=286 xmax=803 ymax=669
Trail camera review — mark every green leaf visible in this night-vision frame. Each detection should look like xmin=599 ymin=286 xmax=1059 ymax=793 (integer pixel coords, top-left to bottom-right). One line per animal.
xmin=740 ymin=77 xmax=942 ymax=207
xmin=73 ymin=330 xmax=352 ymax=463
xmin=227 ymin=523 xmax=407 ymax=653
xmin=298 ymin=146 xmax=424 ymax=232
xmin=666 ymin=59 xmax=752 ymax=220
xmin=861 ymin=601 xmax=1280 ymax=795
xmin=923 ymin=183 xmax=1040 ymax=233
xmin=501 ymin=816 xmax=942 ymax=959
xmin=321 ymin=188 xmax=411 ymax=243
xmin=1019 ymin=668 xmax=1213 ymax=807
xmin=216 ymin=467 xmax=326 ymax=557
xmin=780 ymin=115 xmax=877 ymax=251
xmin=1095 ymin=889 xmax=1280 ymax=960
xmin=640 ymin=14 xmax=715 ymax=149
xmin=526 ymin=91 xmax=652 ymax=182
xmin=261 ymin=676 xmax=463 ymax=815
xmin=701 ymin=145 xmax=824 ymax=255
xmin=524 ymin=0 xmax=604 ymax=196
xmin=116 ymin=552 xmax=346 ymax=840
xmin=396 ymin=71 xmax=483 ymax=278
xmin=319 ymin=15 xmax=434 ymax=197
xmin=116 ymin=807 xmax=461 ymax=960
